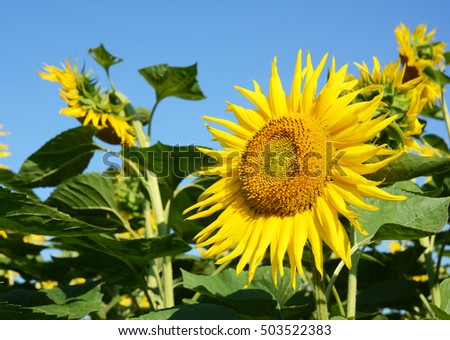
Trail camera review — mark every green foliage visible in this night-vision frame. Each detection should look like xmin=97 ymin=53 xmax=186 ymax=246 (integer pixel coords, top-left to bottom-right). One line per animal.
xmin=136 ymin=303 xmax=237 ymax=320
xmin=122 ymin=142 xmax=215 ymax=204
xmin=366 ymin=153 xmax=450 ymax=184
xmin=139 ymin=63 xmax=206 ymax=102
xmin=46 ymin=173 xmax=123 ymax=229
xmin=423 ymin=66 xmax=450 ymax=87
xmin=88 ymin=43 xmax=123 ymax=74
xmin=10 ymin=126 xmax=101 ymax=188
xmin=1 ymin=37 xmax=450 ymax=321
xmin=0 ymin=188 xmax=110 ymax=236
xmin=0 ymin=283 xmax=103 ymax=319
xmin=355 ymin=182 xmax=450 ymax=242
xmin=181 ymin=267 xmax=310 ymax=319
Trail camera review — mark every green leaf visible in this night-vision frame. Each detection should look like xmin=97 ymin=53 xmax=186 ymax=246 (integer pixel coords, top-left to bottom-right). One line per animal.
xmin=182 ymin=266 xmax=301 ymax=317
xmin=0 ymin=302 xmax=58 ymax=320
xmin=357 ymin=280 xmax=419 ymax=309
xmin=51 ymin=234 xmax=190 ymax=286
xmin=0 ymin=168 xmax=14 ymax=184
xmin=419 ymin=104 xmax=444 ymax=120
xmin=138 ymin=63 xmax=206 ymax=102
xmin=46 ymin=173 xmax=123 ymax=229
xmin=430 ymin=304 xmax=450 ymax=320
xmin=250 ymin=266 xmax=298 ymax=308
xmin=366 ymin=153 xmax=450 ymax=184
xmin=0 ymin=283 xmax=103 ymax=319
xmin=182 ymin=268 xmax=277 ymax=317
xmin=423 ymin=66 xmax=450 ymax=86
xmin=10 ymin=126 xmax=101 ymax=188
xmin=422 ymin=169 xmax=450 ymax=198
xmin=88 ymin=43 xmax=123 ymax=73
xmin=440 ymin=278 xmax=450 ymax=313
xmin=423 ymin=134 xmax=449 ymax=154
xmin=136 ymin=303 xmax=237 ymax=320
xmin=122 ymin=142 xmax=215 ymax=203
xmin=355 ymin=183 xmax=450 ymax=242
xmin=57 ymin=234 xmax=191 ymax=269
xmin=0 ymin=169 xmax=37 ymax=198
xmin=445 ymin=51 xmax=450 ymax=65
xmin=0 ymin=188 xmax=111 ymax=236
xmin=169 ymin=177 xmax=219 ymax=242
xmin=182 ymin=268 xmax=248 ymax=298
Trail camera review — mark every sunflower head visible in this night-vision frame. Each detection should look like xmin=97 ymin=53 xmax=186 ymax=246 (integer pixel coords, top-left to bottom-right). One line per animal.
xmin=39 ymin=60 xmax=136 ymax=145
xmin=353 ymin=57 xmax=426 ymax=151
xmin=0 ymin=125 xmax=10 ymax=169
xmin=395 ymin=23 xmax=447 ymax=107
xmin=185 ymin=51 xmax=406 ymax=287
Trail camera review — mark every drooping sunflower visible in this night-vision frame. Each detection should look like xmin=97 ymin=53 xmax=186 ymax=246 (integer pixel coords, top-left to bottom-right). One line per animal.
xmin=0 ymin=124 xmax=10 ymax=170
xmin=395 ymin=23 xmax=447 ymax=107
xmin=39 ymin=60 xmax=136 ymax=145
xmin=353 ymin=57 xmax=427 ymax=151
xmin=184 ymin=51 xmax=406 ymax=286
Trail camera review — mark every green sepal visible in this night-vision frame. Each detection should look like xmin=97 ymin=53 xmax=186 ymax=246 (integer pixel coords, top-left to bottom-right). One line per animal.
xmin=422 ymin=66 xmax=450 ymax=87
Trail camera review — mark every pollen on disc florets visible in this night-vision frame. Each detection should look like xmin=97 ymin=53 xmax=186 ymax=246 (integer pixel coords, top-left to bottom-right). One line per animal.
xmin=239 ymin=115 xmax=331 ymax=217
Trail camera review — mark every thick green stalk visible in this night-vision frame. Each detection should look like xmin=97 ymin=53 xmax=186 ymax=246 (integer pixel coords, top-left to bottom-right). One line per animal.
xmin=346 ymin=226 xmax=360 ymax=320
xmin=346 ymin=264 xmax=358 ymax=320
xmin=131 ymin=118 xmax=174 ymax=308
xmin=420 ymin=236 xmax=440 ymax=307
xmin=441 ymin=89 xmax=450 ymax=139
xmin=310 ymin=252 xmax=328 ymax=320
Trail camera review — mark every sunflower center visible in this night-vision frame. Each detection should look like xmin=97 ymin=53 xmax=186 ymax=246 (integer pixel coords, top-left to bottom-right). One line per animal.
xmin=239 ymin=115 xmax=331 ymax=217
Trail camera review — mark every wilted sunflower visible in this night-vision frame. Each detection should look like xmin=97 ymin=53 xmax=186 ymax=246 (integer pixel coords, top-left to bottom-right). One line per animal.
xmin=0 ymin=124 xmax=10 ymax=170
xmin=354 ymin=57 xmax=427 ymax=151
xmin=395 ymin=23 xmax=447 ymax=107
xmin=185 ymin=51 xmax=406 ymax=286
xmin=39 ymin=60 xmax=136 ymax=145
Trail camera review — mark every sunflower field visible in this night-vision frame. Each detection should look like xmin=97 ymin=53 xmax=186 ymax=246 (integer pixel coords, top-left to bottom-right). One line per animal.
xmin=1 ymin=23 xmax=450 ymax=321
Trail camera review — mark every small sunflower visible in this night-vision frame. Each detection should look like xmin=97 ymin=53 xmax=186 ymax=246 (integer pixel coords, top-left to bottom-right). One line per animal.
xmin=39 ymin=60 xmax=136 ymax=145
xmin=353 ymin=57 xmax=427 ymax=151
xmin=395 ymin=23 xmax=447 ymax=106
xmin=0 ymin=125 xmax=10 ymax=169
xmin=185 ymin=51 xmax=406 ymax=286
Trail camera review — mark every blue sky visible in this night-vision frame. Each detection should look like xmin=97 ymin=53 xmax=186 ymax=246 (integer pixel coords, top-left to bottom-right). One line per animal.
xmin=1 ymin=0 xmax=449 ymax=182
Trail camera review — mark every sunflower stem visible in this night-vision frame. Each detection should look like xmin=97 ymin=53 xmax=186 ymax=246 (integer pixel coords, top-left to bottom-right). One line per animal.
xmin=311 ymin=254 xmax=328 ymax=320
xmin=346 ymin=226 xmax=360 ymax=320
xmin=147 ymin=100 xmax=160 ymax=141
xmin=420 ymin=236 xmax=440 ymax=307
xmin=441 ymin=88 xmax=450 ymax=140
xmin=325 ymin=273 xmax=345 ymax=317
xmin=131 ymin=118 xmax=174 ymax=309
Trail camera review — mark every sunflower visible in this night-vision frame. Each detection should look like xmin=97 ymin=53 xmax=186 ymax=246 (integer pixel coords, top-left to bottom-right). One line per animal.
xmin=184 ymin=51 xmax=406 ymax=287
xmin=0 ymin=125 xmax=10 ymax=170
xmin=39 ymin=60 xmax=136 ymax=145
xmin=353 ymin=57 xmax=427 ymax=151
xmin=395 ymin=23 xmax=447 ymax=106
